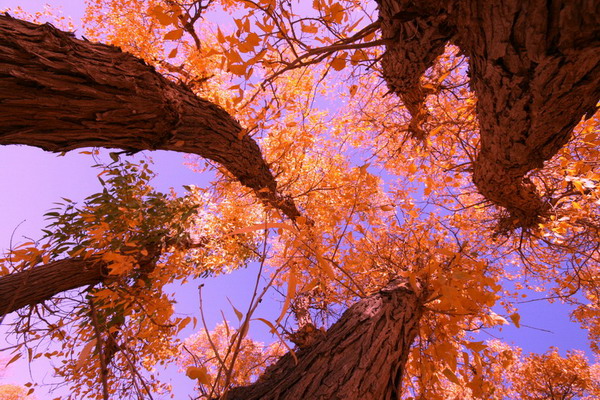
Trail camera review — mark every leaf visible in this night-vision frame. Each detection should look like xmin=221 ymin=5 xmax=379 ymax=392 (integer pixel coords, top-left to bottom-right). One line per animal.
xmin=239 ymin=319 xmax=250 ymax=340
xmin=437 ymin=70 xmax=451 ymax=83
xmin=164 ymin=29 xmax=183 ymax=41
xmin=510 ymin=312 xmax=521 ymax=328
xmin=76 ymin=339 xmax=97 ymax=371
xmin=276 ymin=266 xmax=298 ymax=325
xmin=256 ymin=317 xmax=277 ymax=334
xmin=573 ymin=180 xmax=585 ymax=194
xmin=168 ymin=47 xmax=178 ymax=58
xmin=255 ymin=318 xmax=298 ymax=364
xmin=228 ymin=63 xmax=246 ymax=76
xmin=148 ymin=5 xmax=176 ymax=26
xmin=178 ymin=316 xmax=191 ymax=332
xmin=186 ymin=366 xmax=211 ymax=385
xmin=245 ymin=32 xmax=261 ymax=47
xmin=315 ymin=248 xmax=335 ymax=279
xmin=408 ymin=274 xmax=420 ymax=295
xmin=487 ymin=311 xmax=509 ymax=326
xmin=429 ymin=125 xmax=443 ymax=136
xmin=227 ymin=297 xmax=244 ymax=322
xmin=358 ymin=163 xmax=370 ymax=174
xmin=330 ymin=57 xmax=346 ymax=71
xmin=443 ymin=368 xmax=461 ymax=385
xmin=465 ymin=341 xmax=487 ymax=353
xmin=301 ymin=23 xmax=318 ymax=34
xmin=6 ymin=352 xmax=21 ymax=367
xmin=350 ymin=49 xmax=366 ymax=65
xmin=229 ymin=222 xmax=295 ymax=235
xmin=216 ymin=27 xmax=226 ymax=42
xmin=329 ymin=2 xmax=345 ymax=23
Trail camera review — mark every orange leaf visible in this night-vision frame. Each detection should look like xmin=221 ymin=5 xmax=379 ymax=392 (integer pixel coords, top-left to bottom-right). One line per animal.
xmin=164 ymin=29 xmax=183 ymax=41
xmin=330 ymin=57 xmax=346 ymax=71
xmin=301 ymin=23 xmax=318 ymax=34
xmin=276 ymin=266 xmax=298 ymax=325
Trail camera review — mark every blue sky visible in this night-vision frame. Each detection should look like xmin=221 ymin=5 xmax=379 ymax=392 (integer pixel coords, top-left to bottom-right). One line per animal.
xmin=0 ymin=1 xmax=595 ymax=398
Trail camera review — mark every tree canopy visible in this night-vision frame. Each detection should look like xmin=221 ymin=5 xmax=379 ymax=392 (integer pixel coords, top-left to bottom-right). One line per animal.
xmin=0 ymin=0 xmax=599 ymax=399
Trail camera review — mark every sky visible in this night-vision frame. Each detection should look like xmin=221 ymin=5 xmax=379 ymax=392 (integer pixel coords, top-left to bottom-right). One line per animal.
xmin=0 ymin=0 xmax=596 ymax=398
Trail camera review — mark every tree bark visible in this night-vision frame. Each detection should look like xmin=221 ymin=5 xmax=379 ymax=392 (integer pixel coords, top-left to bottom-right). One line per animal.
xmin=0 ymin=14 xmax=299 ymax=220
xmin=0 ymin=258 xmax=106 ymax=317
xmin=0 ymin=234 xmax=209 ymax=317
xmin=379 ymin=0 xmax=455 ymax=140
xmin=378 ymin=0 xmax=600 ymax=227
xmin=226 ymin=281 xmax=422 ymax=400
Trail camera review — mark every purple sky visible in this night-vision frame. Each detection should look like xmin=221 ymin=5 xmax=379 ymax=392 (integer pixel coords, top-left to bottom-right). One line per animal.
xmin=0 ymin=1 xmax=595 ymax=398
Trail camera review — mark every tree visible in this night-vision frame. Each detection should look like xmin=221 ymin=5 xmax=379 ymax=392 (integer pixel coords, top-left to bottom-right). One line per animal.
xmin=510 ymin=348 xmax=600 ymax=400
xmin=0 ymin=385 xmax=30 ymax=400
xmin=0 ymin=359 xmax=31 ymax=400
xmin=379 ymin=0 xmax=600 ymax=228
xmin=0 ymin=0 xmax=599 ymax=399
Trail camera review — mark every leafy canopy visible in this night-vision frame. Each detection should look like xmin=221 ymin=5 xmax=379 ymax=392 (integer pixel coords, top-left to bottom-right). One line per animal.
xmin=1 ymin=1 xmax=600 ymax=399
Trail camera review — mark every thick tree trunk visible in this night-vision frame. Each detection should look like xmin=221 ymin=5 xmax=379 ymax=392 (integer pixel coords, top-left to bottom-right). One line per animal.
xmin=226 ymin=281 xmax=423 ymax=400
xmin=0 ymin=14 xmax=299 ymax=219
xmin=378 ymin=0 xmax=600 ymax=227
xmin=0 ymin=258 xmax=105 ymax=317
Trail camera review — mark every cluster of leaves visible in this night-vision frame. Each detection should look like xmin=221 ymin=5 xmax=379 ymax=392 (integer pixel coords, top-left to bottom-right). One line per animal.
xmin=437 ymin=342 xmax=600 ymax=400
xmin=179 ymin=322 xmax=285 ymax=398
xmin=1 ymin=158 xmax=266 ymax=399
xmin=0 ymin=384 xmax=30 ymax=400
xmin=0 ymin=361 xmax=31 ymax=399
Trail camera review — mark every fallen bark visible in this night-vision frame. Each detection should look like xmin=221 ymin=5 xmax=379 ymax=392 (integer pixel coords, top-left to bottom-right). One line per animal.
xmin=0 ymin=14 xmax=300 ymax=219
xmin=378 ymin=0 xmax=600 ymax=227
xmin=226 ymin=281 xmax=423 ymax=400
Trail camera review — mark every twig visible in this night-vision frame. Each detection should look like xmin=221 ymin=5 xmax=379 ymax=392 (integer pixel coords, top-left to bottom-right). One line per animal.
xmin=88 ymin=296 xmax=110 ymax=400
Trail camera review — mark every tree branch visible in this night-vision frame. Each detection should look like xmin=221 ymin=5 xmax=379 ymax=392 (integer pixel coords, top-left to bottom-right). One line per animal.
xmin=0 ymin=14 xmax=300 ymax=219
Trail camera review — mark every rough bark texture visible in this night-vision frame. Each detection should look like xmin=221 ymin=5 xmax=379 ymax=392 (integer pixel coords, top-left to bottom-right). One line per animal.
xmin=0 ymin=258 xmax=106 ymax=317
xmin=226 ymin=281 xmax=422 ymax=400
xmin=0 ymin=14 xmax=300 ymax=219
xmin=0 ymin=235 xmax=208 ymax=317
xmin=378 ymin=0 xmax=600 ymax=227
xmin=379 ymin=0 xmax=455 ymax=140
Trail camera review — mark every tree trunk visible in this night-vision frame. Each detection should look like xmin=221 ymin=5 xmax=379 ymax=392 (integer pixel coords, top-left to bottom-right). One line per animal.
xmin=0 ymin=258 xmax=106 ymax=317
xmin=0 ymin=14 xmax=299 ymax=220
xmin=226 ymin=281 xmax=423 ymax=400
xmin=378 ymin=0 xmax=600 ymax=227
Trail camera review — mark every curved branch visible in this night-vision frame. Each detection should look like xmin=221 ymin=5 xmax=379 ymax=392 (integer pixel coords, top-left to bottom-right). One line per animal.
xmin=0 ymin=14 xmax=300 ymax=219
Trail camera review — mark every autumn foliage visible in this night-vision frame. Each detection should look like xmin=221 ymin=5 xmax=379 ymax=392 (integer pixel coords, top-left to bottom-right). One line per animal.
xmin=0 ymin=0 xmax=599 ymax=399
